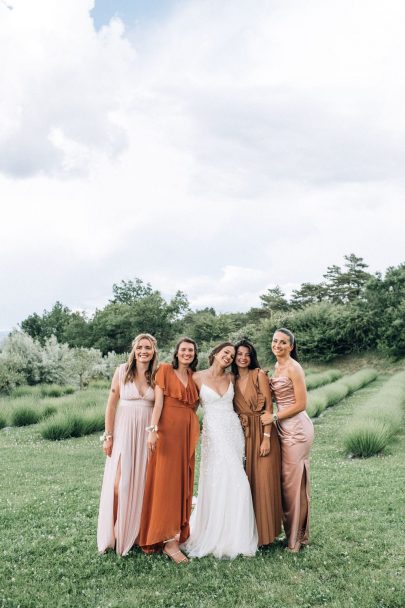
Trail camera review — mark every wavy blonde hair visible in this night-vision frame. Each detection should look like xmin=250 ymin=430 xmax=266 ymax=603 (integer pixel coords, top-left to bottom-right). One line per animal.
xmin=124 ymin=333 xmax=158 ymax=387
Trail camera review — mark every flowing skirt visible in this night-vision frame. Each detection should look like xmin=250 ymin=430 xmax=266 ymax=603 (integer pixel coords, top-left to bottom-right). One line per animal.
xmin=97 ymin=400 xmax=152 ymax=556
xmin=182 ymin=409 xmax=258 ymax=559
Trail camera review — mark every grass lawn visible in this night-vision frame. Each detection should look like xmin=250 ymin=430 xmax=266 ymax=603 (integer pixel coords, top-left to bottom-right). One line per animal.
xmin=0 ymin=376 xmax=404 ymax=608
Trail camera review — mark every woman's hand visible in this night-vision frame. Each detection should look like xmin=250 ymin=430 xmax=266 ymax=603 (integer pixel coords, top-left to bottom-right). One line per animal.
xmin=103 ymin=437 xmax=113 ymax=457
xmin=261 ymin=412 xmax=273 ymax=426
xmin=259 ymin=437 xmax=270 ymax=457
xmin=147 ymin=430 xmax=159 ymax=453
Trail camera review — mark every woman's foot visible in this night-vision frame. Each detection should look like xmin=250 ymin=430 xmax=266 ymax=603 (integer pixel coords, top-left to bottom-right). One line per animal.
xmin=286 ymin=541 xmax=302 ymax=553
xmin=163 ymin=539 xmax=189 ymax=564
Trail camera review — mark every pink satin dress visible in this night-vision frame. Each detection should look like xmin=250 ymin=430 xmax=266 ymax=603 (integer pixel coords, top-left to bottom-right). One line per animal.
xmin=270 ymin=376 xmax=314 ymax=549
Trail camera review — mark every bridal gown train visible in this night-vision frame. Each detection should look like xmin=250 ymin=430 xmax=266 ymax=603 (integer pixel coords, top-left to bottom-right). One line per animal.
xmin=182 ymin=382 xmax=258 ymax=559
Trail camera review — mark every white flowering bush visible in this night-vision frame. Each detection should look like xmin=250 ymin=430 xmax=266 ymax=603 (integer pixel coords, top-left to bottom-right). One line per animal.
xmin=0 ymin=330 xmax=42 ymax=384
xmin=70 ymin=347 xmax=104 ymax=389
xmin=40 ymin=336 xmax=75 ymax=385
xmin=0 ymin=331 xmax=112 ymax=393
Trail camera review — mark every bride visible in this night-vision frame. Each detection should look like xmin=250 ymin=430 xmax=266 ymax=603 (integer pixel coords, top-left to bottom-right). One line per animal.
xmin=182 ymin=342 xmax=258 ymax=559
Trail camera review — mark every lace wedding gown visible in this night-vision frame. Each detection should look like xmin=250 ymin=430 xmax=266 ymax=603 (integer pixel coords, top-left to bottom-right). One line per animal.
xmin=182 ymin=382 xmax=258 ymax=558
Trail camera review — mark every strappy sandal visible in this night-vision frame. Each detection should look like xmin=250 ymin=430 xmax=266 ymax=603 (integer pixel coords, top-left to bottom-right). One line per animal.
xmin=162 ymin=547 xmax=189 ymax=564
xmin=162 ymin=538 xmax=189 ymax=564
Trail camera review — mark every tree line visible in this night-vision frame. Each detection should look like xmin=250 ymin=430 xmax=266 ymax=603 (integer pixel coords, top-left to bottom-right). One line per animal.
xmin=18 ymin=254 xmax=405 ymax=362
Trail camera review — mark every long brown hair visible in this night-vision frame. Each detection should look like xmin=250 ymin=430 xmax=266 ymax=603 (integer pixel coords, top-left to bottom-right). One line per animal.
xmin=124 ymin=334 xmax=158 ymax=387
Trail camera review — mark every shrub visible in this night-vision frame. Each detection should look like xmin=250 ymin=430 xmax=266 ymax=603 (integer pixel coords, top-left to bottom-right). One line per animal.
xmin=9 ymin=385 xmax=37 ymax=398
xmin=41 ymin=413 xmax=85 ymax=440
xmin=40 ymin=407 xmax=104 ymax=440
xmin=12 ymin=407 xmax=42 ymax=427
xmin=39 ymin=384 xmax=75 ymax=398
xmin=305 ymin=369 xmax=342 ymax=390
xmin=343 ymin=370 xmax=405 ymax=457
xmin=0 ymin=358 xmax=25 ymax=394
xmin=258 ymin=302 xmax=377 ymax=362
xmin=0 ymin=413 xmax=6 ymax=429
xmin=307 ymin=369 xmax=377 ymax=418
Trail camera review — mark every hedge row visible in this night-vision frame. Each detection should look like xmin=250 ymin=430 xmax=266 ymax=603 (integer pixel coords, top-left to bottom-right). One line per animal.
xmin=343 ymin=370 xmax=405 ymax=457
xmin=40 ymin=407 xmax=104 ymax=440
xmin=307 ymin=368 xmax=378 ymax=418
xmin=305 ymin=369 xmax=342 ymax=391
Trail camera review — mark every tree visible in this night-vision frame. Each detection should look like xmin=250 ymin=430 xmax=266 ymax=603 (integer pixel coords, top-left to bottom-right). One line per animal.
xmin=21 ymin=301 xmax=85 ymax=346
xmin=260 ymin=286 xmax=289 ymax=311
xmin=290 ymin=282 xmax=327 ymax=308
xmin=323 ymin=254 xmax=372 ymax=303
xmin=111 ymin=278 xmax=153 ymax=304
xmin=0 ymin=331 xmax=43 ymax=385
xmin=71 ymin=347 xmax=103 ymax=389
xmin=364 ymin=263 xmax=405 ymax=358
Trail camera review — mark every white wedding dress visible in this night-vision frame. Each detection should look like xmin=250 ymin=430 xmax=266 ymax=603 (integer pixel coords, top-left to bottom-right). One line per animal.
xmin=182 ymin=381 xmax=258 ymax=558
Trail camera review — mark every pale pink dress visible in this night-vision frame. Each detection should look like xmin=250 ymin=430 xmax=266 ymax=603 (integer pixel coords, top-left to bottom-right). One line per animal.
xmin=270 ymin=376 xmax=314 ymax=549
xmin=97 ymin=364 xmax=154 ymax=556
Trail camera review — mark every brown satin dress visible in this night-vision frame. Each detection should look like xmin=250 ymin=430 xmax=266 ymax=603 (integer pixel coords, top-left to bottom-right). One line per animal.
xmin=234 ymin=369 xmax=282 ymax=545
xmin=270 ymin=376 xmax=314 ymax=549
xmin=138 ymin=363 xmax=200 ymax=552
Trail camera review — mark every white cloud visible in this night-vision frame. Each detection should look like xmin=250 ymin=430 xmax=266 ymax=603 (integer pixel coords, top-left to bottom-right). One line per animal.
xmin=0 ymin=0 xmax=404 ymax=328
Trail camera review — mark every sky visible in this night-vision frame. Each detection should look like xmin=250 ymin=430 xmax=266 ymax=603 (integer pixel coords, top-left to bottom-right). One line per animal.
xmin=1 ymin=0 xmax=404 ymax=331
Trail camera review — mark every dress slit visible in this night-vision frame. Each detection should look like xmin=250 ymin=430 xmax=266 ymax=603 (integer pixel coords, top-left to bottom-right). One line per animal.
xmin=299 ymin=461 xmax=310 ymax=545
xmin=97 ymin=364 xmax=154 ymax=556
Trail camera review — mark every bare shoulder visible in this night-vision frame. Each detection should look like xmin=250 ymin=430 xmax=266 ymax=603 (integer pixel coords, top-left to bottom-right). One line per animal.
xmin=257 ymin=368 xmax=270 ymax=384
xmin=192 ymin=370 xmax=204 ymax=388
xmin=226 ymin=371 xmax=235 ymax=385
xmin=288 ymin=359 xmax=305 ymax=381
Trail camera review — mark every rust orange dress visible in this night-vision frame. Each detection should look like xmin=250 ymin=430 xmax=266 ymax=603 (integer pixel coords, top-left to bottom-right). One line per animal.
xmin=138 ymin=363 xmax=200 ymax=552
xmin=234 ymin=368 xmax=282 ymax=545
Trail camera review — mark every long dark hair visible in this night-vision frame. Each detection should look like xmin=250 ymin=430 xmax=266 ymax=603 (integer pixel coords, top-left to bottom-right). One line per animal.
xmin=275 ymin=327 xmax=299 ymax=361
xmin=231 ymin=339 xmax=261 ymax=376
xmin=172 ymin=337 xmax=199 ymax=371
xmin=208 ymin=341 xmax=235 ymax=366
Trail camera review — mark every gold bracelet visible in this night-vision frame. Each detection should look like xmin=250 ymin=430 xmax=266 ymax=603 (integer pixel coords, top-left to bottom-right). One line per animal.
xmin=263 ymin=432 xmax=271 ymax=438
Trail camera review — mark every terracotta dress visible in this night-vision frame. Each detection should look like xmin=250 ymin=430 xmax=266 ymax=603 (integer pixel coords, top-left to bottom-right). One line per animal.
xmin=234 ymin=369 xmax=282 ymax=546
xmin=270 ymin=376 xmax=314 ymax=549
xmin=97 ymin=363 xmax=154 ymax=556
xmin=138 ymin=363 xmax=200 ymax=551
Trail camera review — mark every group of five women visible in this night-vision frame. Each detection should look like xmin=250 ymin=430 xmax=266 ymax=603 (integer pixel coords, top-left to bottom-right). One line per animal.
xmin=97 ymin=329 xmax=314 ymax=562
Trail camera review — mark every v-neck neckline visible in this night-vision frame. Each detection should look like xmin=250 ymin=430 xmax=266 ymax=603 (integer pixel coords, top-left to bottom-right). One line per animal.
xmin=173 ymin=369 xmax=189 ymax=389
xmin=202 ymin=380 xmax=232 ymax=399
xmin=236 ymin=371 xmax=251 ymax=398
xmin=134 ymin=382 xmax=152 ymax=398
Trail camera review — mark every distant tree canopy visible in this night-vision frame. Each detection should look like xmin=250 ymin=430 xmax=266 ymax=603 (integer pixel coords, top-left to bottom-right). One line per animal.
xmin=17 ymin=255 xmax=405 ymax=360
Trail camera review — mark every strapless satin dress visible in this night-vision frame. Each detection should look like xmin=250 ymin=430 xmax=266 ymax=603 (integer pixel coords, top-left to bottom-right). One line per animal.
xmin=270 ymin=376 xmax=314 ymax=549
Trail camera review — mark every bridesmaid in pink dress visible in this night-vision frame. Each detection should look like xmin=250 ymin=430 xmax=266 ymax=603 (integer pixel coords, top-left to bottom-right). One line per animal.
xmin=97 ymin=334 xmax=158 ymax=556
xmin=261 ymin=328 xmax=314 ymax=553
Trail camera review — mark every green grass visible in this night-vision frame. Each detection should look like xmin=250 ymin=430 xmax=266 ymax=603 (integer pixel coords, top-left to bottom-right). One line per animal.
xmin=343 ymin=370 xmax=405 ymax=457
xmin=0 ymin=375 xmax=404 ymax=607
xmin=10 ymin=384 xmax=76 ymax=399
xmin=307 ymin=368 xmax=377 ymax=417
xmin=0 ymin=385 xmax=107 ymax=434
